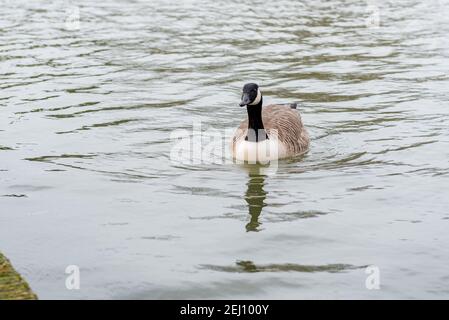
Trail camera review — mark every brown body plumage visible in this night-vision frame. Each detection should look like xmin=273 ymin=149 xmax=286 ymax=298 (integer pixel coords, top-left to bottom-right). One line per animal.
xmin=232 ymin=104 xmax=310 ymax=159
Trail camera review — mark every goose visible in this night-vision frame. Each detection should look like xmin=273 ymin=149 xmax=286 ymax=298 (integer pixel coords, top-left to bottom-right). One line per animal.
xmin=231 ymin=83 xmax=309 ymax=162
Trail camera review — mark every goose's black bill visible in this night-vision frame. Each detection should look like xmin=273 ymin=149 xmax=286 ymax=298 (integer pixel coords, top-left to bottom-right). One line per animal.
xmin=239 ymin=93 xmax=251 ymax=107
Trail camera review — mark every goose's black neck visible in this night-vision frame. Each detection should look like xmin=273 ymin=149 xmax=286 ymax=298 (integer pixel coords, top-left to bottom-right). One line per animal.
xmin=245 ymin=97 xmax=268 ymax=142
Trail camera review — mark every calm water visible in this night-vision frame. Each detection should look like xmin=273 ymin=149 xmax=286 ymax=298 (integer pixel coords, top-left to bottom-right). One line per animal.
xmin=1 ymin=0 xmax=449 ymax=299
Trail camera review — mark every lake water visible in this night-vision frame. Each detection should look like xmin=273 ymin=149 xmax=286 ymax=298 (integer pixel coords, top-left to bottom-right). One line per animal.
xmin=1 ymin=0 xmax=449 ymax=299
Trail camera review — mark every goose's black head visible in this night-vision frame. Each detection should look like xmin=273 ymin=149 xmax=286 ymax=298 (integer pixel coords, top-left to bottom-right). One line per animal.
xmin=239 ymin=83 xmax=262 ymax=107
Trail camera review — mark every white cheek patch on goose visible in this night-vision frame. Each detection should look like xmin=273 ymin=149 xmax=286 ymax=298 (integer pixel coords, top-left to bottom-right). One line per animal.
xmin=248 ymin=89 xmax=262 ymax=106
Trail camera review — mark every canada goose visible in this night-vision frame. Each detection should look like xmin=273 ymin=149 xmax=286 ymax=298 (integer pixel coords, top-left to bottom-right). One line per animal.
xmin=231 ymin=83 xmax=309 ymax=162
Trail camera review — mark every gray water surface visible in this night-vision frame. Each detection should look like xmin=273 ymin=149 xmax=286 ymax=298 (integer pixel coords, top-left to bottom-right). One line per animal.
xmin=1 ymin=0 xmax=449 ymax=299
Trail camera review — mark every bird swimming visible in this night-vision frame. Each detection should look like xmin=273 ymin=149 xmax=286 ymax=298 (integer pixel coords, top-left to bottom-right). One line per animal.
xmin=231 ymin=83 xmax=309 ymax=162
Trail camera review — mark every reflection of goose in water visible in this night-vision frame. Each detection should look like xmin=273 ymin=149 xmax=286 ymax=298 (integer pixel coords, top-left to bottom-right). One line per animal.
xmin=244 ymin=165 xmax=267 ymax=232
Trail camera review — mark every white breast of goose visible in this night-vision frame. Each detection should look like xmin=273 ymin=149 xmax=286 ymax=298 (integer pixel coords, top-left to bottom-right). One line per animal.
xmin=233 ymin=137 xmax=287 ymax=162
